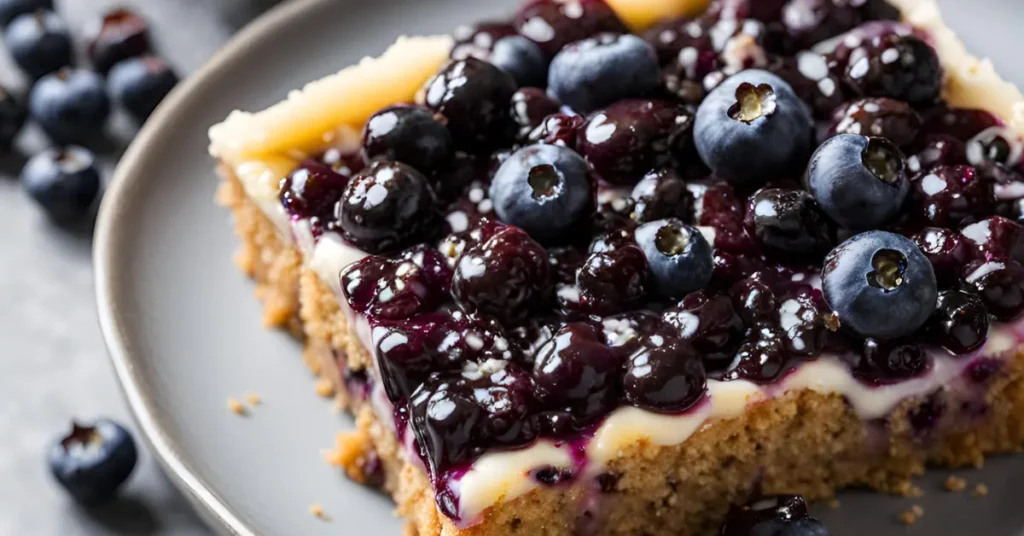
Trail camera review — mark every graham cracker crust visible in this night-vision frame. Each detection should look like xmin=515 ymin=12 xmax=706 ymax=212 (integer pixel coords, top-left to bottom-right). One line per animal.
xmin=217 ymin=168 xmax=1024 ymax=536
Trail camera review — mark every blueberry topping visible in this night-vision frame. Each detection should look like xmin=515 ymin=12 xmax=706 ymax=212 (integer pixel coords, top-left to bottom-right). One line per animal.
xmin=341 ymin=249 xmax=451 ymax=321
xmin=533 ymin=322 xmax=623 ymax=426
xmin=961 ymin=216 xmax=1024 ymax=264
xmin=694 ymin=70 xmax=812 ymax=187
xmin=337 ymin=160 xmax=439 ymax=253
xmin=547 ymin=33 xmax=660 ymax=114
xmin=84 ymin=8 xmax=151 ymax=74
xmin=911 ymin=227 xmax=974 ymax=288
xmin=822 ymin=231 xmax=937 ymax=339
xmin=962 ymin=259 xmax=1024 ymax=321
xmin=450 ymin=21 xmax=516 ymax=60
xmin=362 ymin=105 xmax=454 ymax=175
xmin=490 ymin=35 xmax=549 ymax=88
xmin=20 ymin=146 xmax=101 ymax=222
xmin=0 ymin=0 xmax=50 ymax=26
xmin=29 ymin=68 xmax=111 ymax=145
xmin=843 ymin=33 xmax=941 ymax=106
xmin=635 ymin=218 xmax=714 ymax=300
xmin=0 ymin=85 xmax=26 ymax=149
xmin=630 ymin=168 xmax=693 ymax=223
xmin=490 ymin=144 xmax=594 ymax=244
xmin=749 ymin=188 xmax=833 ymax=254
xmin=725 ymin=322 xmax=793 ymax=383
xmin=575 ymin=244 xmax=649 ymax=315
xmin=514 ymin=0 xmax=627 ymax=57
xmin=765 ymin=52 xmax=846 ymax=119
xmin=807 ymin=134 xmax=908 ymax=230
xmin=663 ymin=291 xmax=745 ymax=370
xmin=781 ymin=0 xmax=863 ymax=51
xmin=4 ymin=9 xmax=71 ymax=79
xmin=107 ymin=55 xmax=179 ymax=122
xmin=720 ymin=495 xmax=830 ymax=536
xmin=730 ymin=277 xmax=777 ymax=324
xmin=48 ymin=420 xmax=138 ymax=505
xmin=510 ymin=87 xmax=562 ymax=139
xmin=279 ymin=160 xmax=350 ymax=234
xmin=623 ymin=337 xmax=707 ymax=413
xmin=826 ymin=97 xmax=921 ymax=148
xmin=927 ymin=290 xmax=989 ymax=355
xmin=907 ymin=134 xmax=967 ymax=174
xmin=577 ymin=98 xmax=695 ymax=186
xmin=856 ymin=338 xmax=929 ymax=383
xmin=527 ymin=112 xmax=585 ymax=148
xmin=966 ymin=126 xmax=1023 ymax=169
xmin=908 ymin=165 xmax=994 ymax=229
xmin=424 ymin=58 xmax=517 ymax=149
xmin=452 ymin=225 xmax=552 ymax=324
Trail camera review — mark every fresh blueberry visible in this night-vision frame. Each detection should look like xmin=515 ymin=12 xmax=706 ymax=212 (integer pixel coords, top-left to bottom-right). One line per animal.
xmin=21 ymin=147 xmax=101 ymax=222
xmin=623 ymin=337 xmax=707 ymax=413
xmin=533 ymin=322 xmax=624 ymax=426
xmin=0 ymin=85 xmax=26 ymax=149
xmin=927 ymin=290 xmax=989 ymax=355
xmin=423 ymin=57 xmax=517 ymax=149
xmin=630 ymin=168 xmax=693 ymax=223
xmin=514 ymin=0 xmax=627 ymax=57
xmin=635 ymin=218 xmax=713 ymax=300
xmin=547 ymin=33 xmax=660 ymax=114
xmin=693 ymin=69 xmax=813 ymax=188
xmin=749 ymin=188 xmax=833 ymax=254
xmin=489 ymin=35 xmax=548 ymax=88
xmin=822 ymin=230 xmax=938 ymax=339
xmin=4 ymin=9 xmax=71 ymax=79
xmin=0 ymin=0 xmax=48 ymax=26
xmin=720 ymin=495 xmax=830 ymax=536
xmin=489 ymin=144 xmax=594 ymax=244
xmin=30 ymin=68 xmax=111 ymax=145
xmin=361 ymin=105 xmax=454 ymax=174
xmin=47 ymin=420 xmax=138 ymax=505
xmin=575 ymin=244 xmax=649 ymax=315
xmin=84 ymin=8 xmax=151 ymax=74
xmin=336 ymin=160 xmax=439 ymax=253
xmin=807 ymin=134 xmax=908 ymax=230
xmin=107 ymin=55 xmax=179 ymax=122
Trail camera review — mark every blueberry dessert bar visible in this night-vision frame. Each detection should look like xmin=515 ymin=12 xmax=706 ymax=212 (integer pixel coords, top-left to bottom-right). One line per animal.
xmin=210 ymin=0 xmax=1024 ymax=534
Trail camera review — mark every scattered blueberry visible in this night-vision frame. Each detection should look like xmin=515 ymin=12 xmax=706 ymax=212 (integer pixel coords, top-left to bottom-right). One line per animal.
xmin=927 ymin=290 xmax=989 ymax=355
xmin=47 ymin=420 xmax=138 ymax=505
xmin=489 ymin=144 xmax=594 ymax=244
xmin=623 ymin=337 xmax=707 ymax=413
xmin=107 ymin=55 xmax=179 ymax=122
xmin=635 ymin=218 xmax=713 ymax=300
xmin=749 ymin=188 xmax=833 ymax=254
xmin=533 ymin=322 xmax=623 ymax=426
xmin=514 ymin=0 xmax=627 ymax=57
xmin=424 ymin=57 xmax=517 ymax=149
xmin=84 ymin=8 xmax=151 ymax=74
xmin=30 ymin=68 xmax=111 ymax=144
xmin=0 ymin=85 xmax=26 ymax=149
xmin=765 ymin=51 xmax=846 ymax=119
xmin=489 ymin=35 xmax=548 ymax=88
xmin=547 ymin=33 xmax=660 ymax=114
xmin=807 ymin=134 xmax=908 ymax=230
xmin=4 ymin=9 xmax=72 ymax=79
xmin=693 ymin=69 xmax=812 ymax=188
xmin=336 ymin=160 xmax=439 ymax=253
xmin=0 ymin=0 xmax=49 ymax=26
xmin=20 ymin=146 xmax=101 ymax=222
xmin=361 ymin=105 xmax=454 ymax=175
xmin=720 ymin=495 xmax=830 ymax=536
xmin=822 ymin=230 xmax=938 ymax=339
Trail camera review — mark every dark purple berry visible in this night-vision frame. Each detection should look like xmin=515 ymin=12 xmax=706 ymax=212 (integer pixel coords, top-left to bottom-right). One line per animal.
xmin=843 ymin=33 xmax=942 ymax=106
xmin=856 ymin=338 xmax=929 ymax=383
xmin=362 ymin=105 xmax=454 ymax=174
xmin=279 ymin=160 xmax=350 ymax=234
xmin=29 ymin=68 xmax=111 ymax=145
xmin=336 ymin=161 xmax=438 ymax=253
xmin=927 ymin=290 xmax=989 ymax=355
xmin=490 ymin=35 xmax=549 ymax=88
xmin=749 ymin=188 xmax=833 ymax=254
xmin=906 ymin=134 xmax=967 ymax=175
xmin=911 ymin=227 xmax=974 ymax=288
xmin=107 ymin=55 xmax=178 ymax=122
xmin=781 ymin=0 xmax=863 ymax=51
xmin=83 ymin=8 xmax=151 ymax=74
xmin=966 ymin=126 xmax=1022 ymax=170
xmin=20 ymin=146 xmax=100 ymax=222
xmin=4 ymin=9 xmax=71 ymax=79
xmin=730 ymin=277 xmax=777 ymax=324
xmin=623 ymin=338 xmax=707 ymax=413
xmin=527 ymin=112 xmax=584 ymax=148
xmin=533 ymin=322 xmax=623 ymax=426
xmin=961 ymin=216 xmax=1024 ymax=263
xmin=575 ymin=244 xmax=649 ymax=315
xmin=424 ymin=58 xmax=517 ymax=149
xmin=721 ymin=495 xmax=830 ymax=536
xmin=630 ymin=168 xmax=693 ymax=223
xmin=826 ymin=97 xmax=920 ymax=148
xmin=0 ymin=0 xmax=51 ymax=26
xmin=662 ymin=291 xmax=744 ymax=370
xmin=48 ymin=420 xmax=138 ymax=505
xmin=510 ymin=87 xmax=561 ymax=140
xmin=450 ymin=21 xmax=516 ymax=60
xmin=724 ymin=323 xmax=793 ymax=383
xmin=921 ymin=107 xmax=1002 ymax=142
xmin=962 ymin=259 xmax=1024 ymax=321
xmin=908 ymin=165 xmax=994 ymax=229
xmin=0 ymin=85 xmax=26 ymax=149
xmin=514 ymin=0 xmax=627 ymax=57
xmin=765 ymin=52 xmax=845 ymax=118
xmin=340 ymin=250 xmax=451 ymax=321
xmin=548 ymin=33 xmax=660 ymax=114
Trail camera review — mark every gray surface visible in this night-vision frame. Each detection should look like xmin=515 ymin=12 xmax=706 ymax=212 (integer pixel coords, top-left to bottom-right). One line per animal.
xmin=4 ymin=1 xmax=1024 ymax=536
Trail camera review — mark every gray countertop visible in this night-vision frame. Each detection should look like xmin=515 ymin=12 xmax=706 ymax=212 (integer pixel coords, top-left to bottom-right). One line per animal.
xmin=1 ymin=1 xmax=1022 ymax=535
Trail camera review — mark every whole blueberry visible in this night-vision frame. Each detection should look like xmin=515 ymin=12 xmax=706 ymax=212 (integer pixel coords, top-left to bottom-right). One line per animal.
xmin=490 ymin=144 xmax=594 ymax=244
xmin=623 ymin=337 xmax=707 ymax=413
xmin=843 ymin=33 xmax=942 ymax=107
xmin=962 ymin=259 xmax=1024 ymax=321
xmin=635 ymin=218 xmax=713 ymax=300
xmin=48 ymin=420 xmax=138 ymax=505
xmin=927 ymin=290 xmax=989 ymax=355
xmin=30 ymin=68 xmax=111 ymax=144
xmin=826 ymin=97 xmax=921 ymax=148
xmin=822 ymin=230 xmax=938 ymax=339
xmin=4 ymin=9 xmax=71 ymax=79
xmin=423 ymin=57 xmax=517 ymax=149
xmin=509 ymin=87 xmax=561 ymax=140
xmin=533 ymin=322 xmax=623 ymax=426
xmin=548 ymin=33 xmax=660 ymax=114
xmin=0 ymin=0 xmax=50 ymax=26
xmin=0 ymin=85 xmax=27 ymax=149
xmin=694 ymin=70 xmax=813 ymax=188
xmin=21 ymin=146 xmax=101 ymax=222
xmin=857 ymin=338 xmax=929 ymax=383
xmin=336 ymin=160 xmax=439 ymax=253
xmin=749 ymin=188 xmax=833 ymax=254
xmin=84 ymin=8 xmax=151 ymax=74
xmin=450 ymin=21 xmax=516 ymax=60
xmin=490 ymin=35 xmax=548 ymax=88
xmin=514 ymin=0 xmax=627 ymax=57
xmin=575 ymin=244 xmax=649 ymax=315
xmin=361 ymin=105 xmax=454 ymax=174
xmin=107 ymin=55 xmax=178 ymax=122
xmin=663 ymin=291 xmax=745 ymax=371
xmin=911 ymin=227 xmax=974 ymax=288
xmin=807 ymin=134 xmax=908 ymax=230
xmin=720 ymin=495 xmax=830 ymax=536
xmin=908 ymin=165 xmax=994 ymax=229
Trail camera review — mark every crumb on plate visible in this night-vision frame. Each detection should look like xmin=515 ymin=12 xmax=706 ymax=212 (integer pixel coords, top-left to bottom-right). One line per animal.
xmin=245 ymin=392 xmax=262 ymax=406
xmin=945 ymin=475 xmax=967 ymax=492
xmin=315 ymin=378 xmax=335 ymax=398
xmin=227 ymin=397 xmax=246 ymax=415
xmin=827 ymin=499 xmax=840 ymax=509
xmin=973 ymin=483 xmax=989 ymax=497
xmin=309 ymin=503 xmax=330 ymax=521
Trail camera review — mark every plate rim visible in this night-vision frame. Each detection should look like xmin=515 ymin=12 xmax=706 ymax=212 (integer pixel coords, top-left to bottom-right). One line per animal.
xmin=93 ymin=1 xmax=330 ymax=534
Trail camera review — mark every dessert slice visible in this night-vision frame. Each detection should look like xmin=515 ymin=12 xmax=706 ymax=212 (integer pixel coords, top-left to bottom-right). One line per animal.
xmin=210 ymin=0 xmax=1024 ymax=534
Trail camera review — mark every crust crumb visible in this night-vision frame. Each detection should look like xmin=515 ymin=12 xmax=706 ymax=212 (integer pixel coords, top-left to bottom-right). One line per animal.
xmin=323 ymin=429 xmax=380 ymax=485
xmin=973 ymin=483 xmax=989 ymax=497
xmin=315 ymin=377 xmax=336 ymax=398
xmin=907 ymin=485 xmax=924 ymax=498
xmin=899 ymin=510 xmax=918 ymax=526
xmin=944 ymin=475 xmax=967 ymax=492
xmin=309 ymin=503 xmax=330 ymax=521
xmin=227 ymin=397 xmax=246 ymax=415
xmin=826 ymin=499 xmax=841 ymax=509
xmin=911 ymin=505 xmax=924 ymax=517
xmin=245 ymin=392 xmax=262 ymax=406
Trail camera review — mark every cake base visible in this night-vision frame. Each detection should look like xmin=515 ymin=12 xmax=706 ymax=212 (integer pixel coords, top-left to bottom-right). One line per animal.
xmin=218 ymin=170 xmax=1024 ymax=536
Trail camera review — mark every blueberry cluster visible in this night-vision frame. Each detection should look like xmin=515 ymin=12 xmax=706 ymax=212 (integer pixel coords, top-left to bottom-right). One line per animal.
xmin=0 ymin=2 xmax=179 ymax=222
xmin=273 ymin=0 xmax=1024 ymax=490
